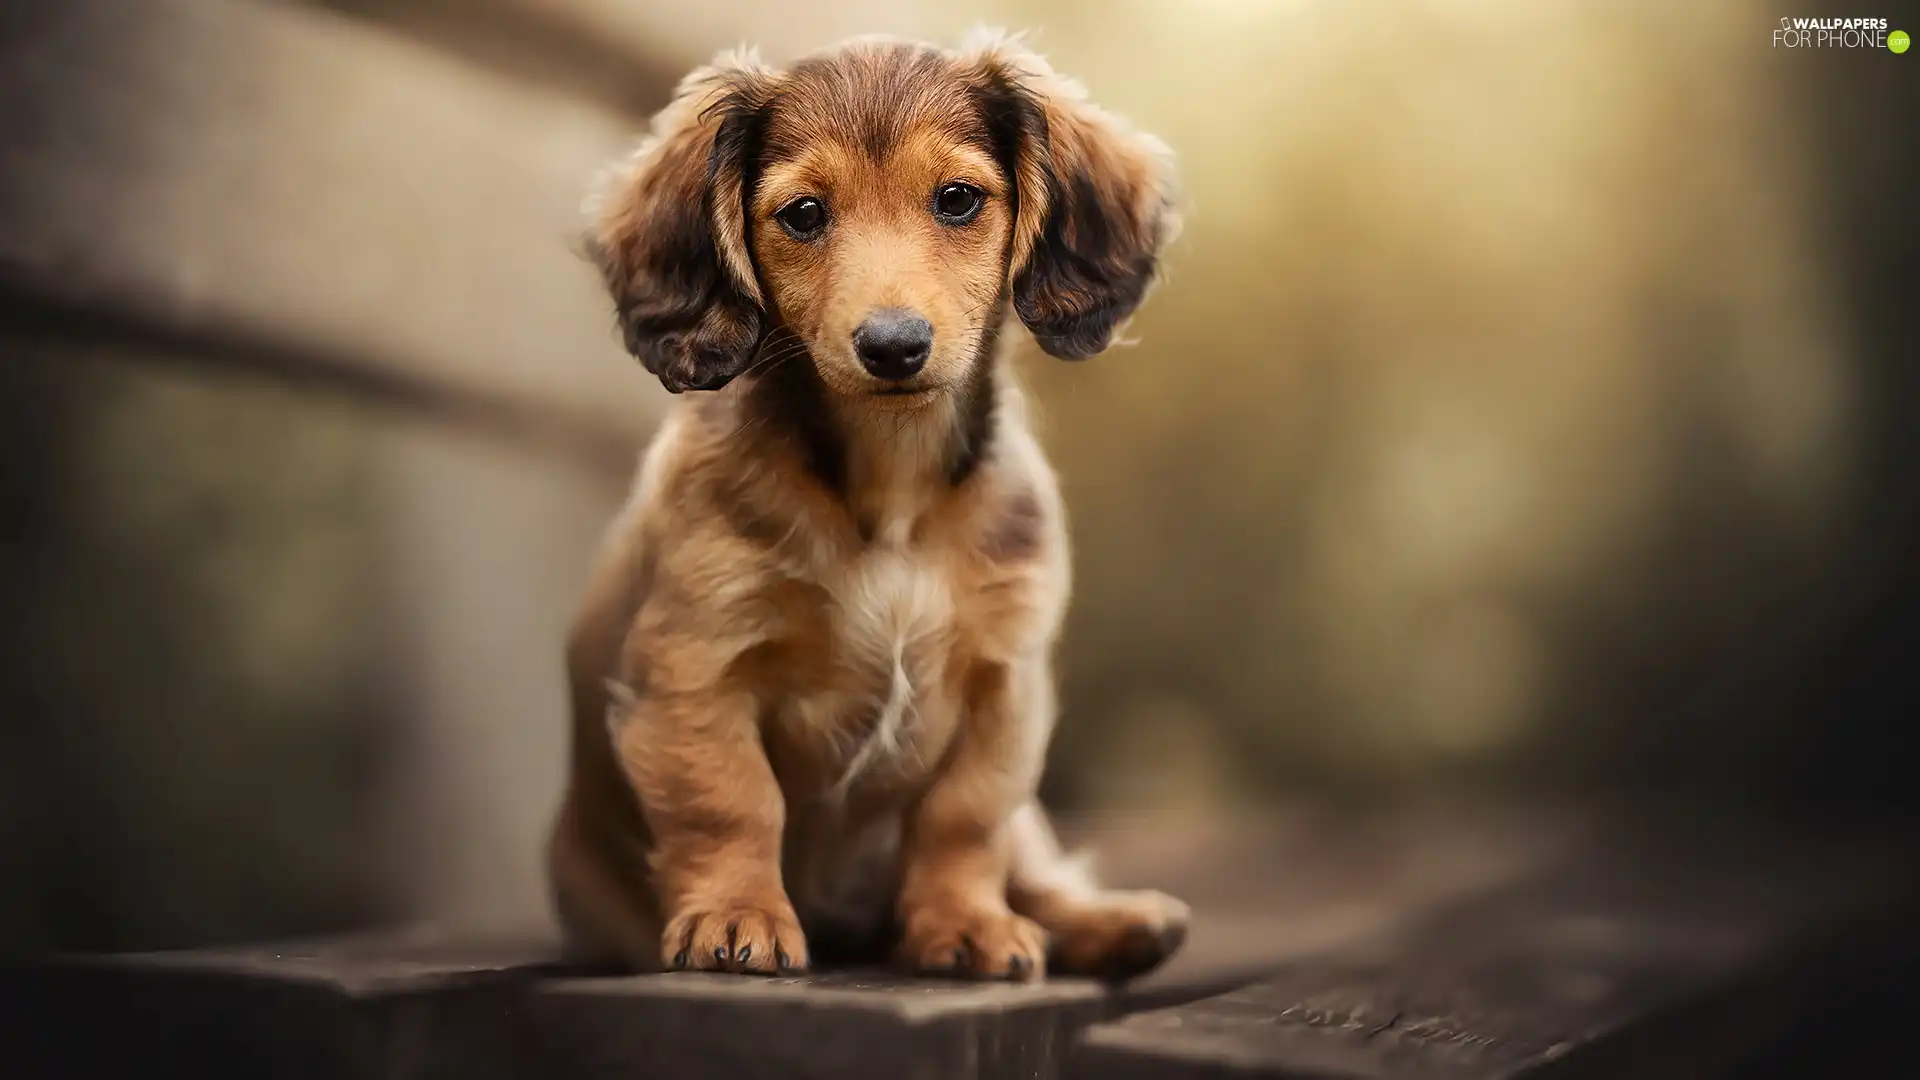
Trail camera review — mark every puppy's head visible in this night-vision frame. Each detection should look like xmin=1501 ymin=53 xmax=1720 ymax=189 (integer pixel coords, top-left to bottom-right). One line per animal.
xmin=588 ymin=32 xmax=1178 ymax=400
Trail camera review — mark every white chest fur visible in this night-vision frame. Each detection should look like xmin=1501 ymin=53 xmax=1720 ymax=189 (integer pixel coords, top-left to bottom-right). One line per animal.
xmin=770 ymin=535 xmax=956 ymax=935
xmin=814 ymin=530 xmax=956 ymax=795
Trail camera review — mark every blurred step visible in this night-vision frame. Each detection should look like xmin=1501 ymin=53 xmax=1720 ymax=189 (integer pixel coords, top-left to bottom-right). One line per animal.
xmin=0 ymin=0 xmax=666 ymax=468
xmin=1071 ymin=815 xmax=1918 ymax=1080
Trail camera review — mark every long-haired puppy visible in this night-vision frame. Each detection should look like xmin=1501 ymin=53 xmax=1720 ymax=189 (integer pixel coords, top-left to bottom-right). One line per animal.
xmin=548 ymin=30 xmax=1186 ymax=981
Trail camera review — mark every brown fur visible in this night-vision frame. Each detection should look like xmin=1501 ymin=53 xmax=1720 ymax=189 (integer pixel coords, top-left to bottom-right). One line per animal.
xmin=550 ymin=31 xmax=1185 ymax=981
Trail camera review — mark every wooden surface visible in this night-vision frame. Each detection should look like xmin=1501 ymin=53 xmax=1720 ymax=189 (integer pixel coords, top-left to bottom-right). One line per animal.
xmin=2 ymin=805 xmax=1913 ymax=1079
xmin=1074 ymin=815 xmax=1916 ymax=1080
xmin=1054 ymin=806 xmax=1562 ymax=1007
xmin=539 ymin=972 xmax=1109 ymax=1080
xmin=2 ymin=926 xmax=564 ymax=1080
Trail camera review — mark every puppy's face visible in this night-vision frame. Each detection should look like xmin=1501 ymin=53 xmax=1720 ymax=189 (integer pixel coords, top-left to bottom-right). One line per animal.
xmin=589 ymin=34 xmax=1178 ymax=399
xmin=750 ymin=55 xmax=1013 ymax=405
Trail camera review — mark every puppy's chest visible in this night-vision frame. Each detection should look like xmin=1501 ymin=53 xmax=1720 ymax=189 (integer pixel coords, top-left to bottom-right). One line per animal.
xmin=767 ymin=539 xmax=971 ymax=793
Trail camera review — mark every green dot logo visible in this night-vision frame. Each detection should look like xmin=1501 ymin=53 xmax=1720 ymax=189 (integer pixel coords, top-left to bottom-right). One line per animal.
xmin=1893 ymin=30 xmax=1911 ymax=53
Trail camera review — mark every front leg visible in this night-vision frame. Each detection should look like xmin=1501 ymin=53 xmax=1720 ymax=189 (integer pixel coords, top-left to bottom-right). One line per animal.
xmin=895 ymin=661 xmax=1051 ymax=981
xmin=615 ymin=681 xmax=808 ymax=974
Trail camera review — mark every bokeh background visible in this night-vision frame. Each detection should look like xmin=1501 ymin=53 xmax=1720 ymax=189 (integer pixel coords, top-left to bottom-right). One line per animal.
xmin=2 ymin=0 xmax=1915 ymax=952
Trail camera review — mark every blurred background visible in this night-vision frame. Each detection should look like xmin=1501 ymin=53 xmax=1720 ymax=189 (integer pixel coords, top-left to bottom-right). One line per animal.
xmin=0 ymin=0 xmax=1914 ymax=953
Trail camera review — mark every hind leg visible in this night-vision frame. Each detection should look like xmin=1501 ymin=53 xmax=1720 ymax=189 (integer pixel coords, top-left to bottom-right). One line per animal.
xmin=547 ymin=792 xmax=666 ymax=971
xmin=1005 ymin=802 xmax=1190 ymax=981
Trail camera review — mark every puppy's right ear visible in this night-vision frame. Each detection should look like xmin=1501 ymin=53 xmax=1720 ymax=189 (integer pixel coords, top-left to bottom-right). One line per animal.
xmin=586 ymin=51 xmax=777 ymax=393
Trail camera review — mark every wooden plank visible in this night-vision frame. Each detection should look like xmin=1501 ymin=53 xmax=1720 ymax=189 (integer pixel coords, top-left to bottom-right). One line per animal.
xmin=19 ymin=807 xmax=1897 ymax=1080
xmin=536 ymin=972 xmax=1110 ymax=1080
xmin=0 ymin=0 xmax=667 ymax=461
xmin=0 ymin=806 xmax=1562 ymax=1080
xmin=528 ymin=806 xmax=1564 ymax=1079
xmin=1071 ymin=817 xmax=1916 ymax=1080
xmin=0 ymin=926 xmax=565 ymax=1080
xmin=0 ymin=806 xmax=1544 ymax=1079
xmin=1054 ymin=806 xmax=1562 ymax=1008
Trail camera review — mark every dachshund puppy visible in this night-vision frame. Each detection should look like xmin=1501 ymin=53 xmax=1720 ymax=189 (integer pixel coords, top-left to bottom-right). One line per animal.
xmin=548 ymin=30 xmax=1186 ymax=981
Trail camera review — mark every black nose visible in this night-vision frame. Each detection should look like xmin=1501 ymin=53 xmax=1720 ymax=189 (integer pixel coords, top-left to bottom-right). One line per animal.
xmin=852 ymin=309 xmax=932 ymax=381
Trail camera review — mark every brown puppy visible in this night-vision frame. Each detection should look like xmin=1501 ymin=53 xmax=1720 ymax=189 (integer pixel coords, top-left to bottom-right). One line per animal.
xmin=548 ymin=30 xmax=1186 ymax=981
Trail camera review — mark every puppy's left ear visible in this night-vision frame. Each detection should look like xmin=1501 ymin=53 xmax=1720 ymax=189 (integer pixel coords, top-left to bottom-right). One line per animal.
xmin=963 ymin=31 xmax=1180 ymax=360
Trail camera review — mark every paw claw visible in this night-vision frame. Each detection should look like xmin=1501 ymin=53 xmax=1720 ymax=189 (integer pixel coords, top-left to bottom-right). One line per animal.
xmin=897 ymin=906 xmax=1047 ymax=980
xmin=663 ymin=899 xmax=807 ymax=975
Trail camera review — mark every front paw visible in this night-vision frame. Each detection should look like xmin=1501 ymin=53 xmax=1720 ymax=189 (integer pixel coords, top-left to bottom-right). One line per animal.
xmin=896 ymin=904 xmax=1048 ymax=981
xmin=662 ymin=897 xmax=808 ymax=975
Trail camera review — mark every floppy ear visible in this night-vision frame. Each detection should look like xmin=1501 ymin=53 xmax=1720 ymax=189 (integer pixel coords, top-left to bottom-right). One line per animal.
xmin=962 ymin=31 xmax=1179 ymax=360
xmin=586 ymin=51 xmax=777 ymax=393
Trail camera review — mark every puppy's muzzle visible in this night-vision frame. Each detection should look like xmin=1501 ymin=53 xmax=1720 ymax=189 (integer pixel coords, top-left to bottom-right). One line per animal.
xmin=853 ymin=308 xmax=932 ymax=382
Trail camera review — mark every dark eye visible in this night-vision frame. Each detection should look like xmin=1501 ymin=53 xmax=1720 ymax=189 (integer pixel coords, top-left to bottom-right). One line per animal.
xmin=775 ymin=197 xmax=828 ymax=240
xmin=932 ymin=182 xmax=985 ymax=225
